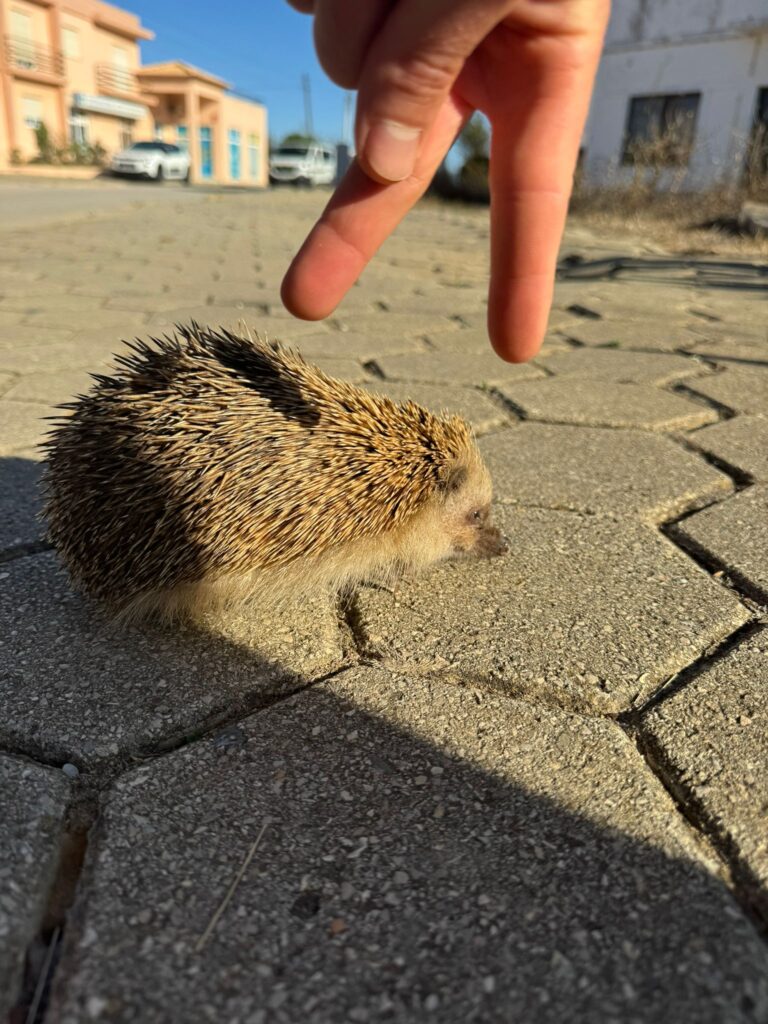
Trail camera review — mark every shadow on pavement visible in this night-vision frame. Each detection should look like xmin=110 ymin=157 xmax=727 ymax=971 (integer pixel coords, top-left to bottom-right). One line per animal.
xmin=557 ymin=255 xmax=768 ymax=292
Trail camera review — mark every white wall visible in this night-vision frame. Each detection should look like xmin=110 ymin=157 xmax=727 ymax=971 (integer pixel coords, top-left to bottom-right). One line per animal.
xmin=606 ymin=0 xmax=768 ymax=47
xmin=583 ymin=18 xmax=768 ymax=188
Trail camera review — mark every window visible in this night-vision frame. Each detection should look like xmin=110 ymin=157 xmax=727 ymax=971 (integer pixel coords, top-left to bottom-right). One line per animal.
xmin=248 ymin=132 xmax=260 ymax=178
xmin=22 ymin=97 xmax=43 ymax=129
xmin=622 ymin=93 xmax=700 ymax=167
xmin=69 ymin=112 xmax=88 ymax=144
xmin=747 ymin=87 xmax=768 ymax=181
xmin=111 ymin=45 xmax=129 ymax=70
xmin=11 ymin=10 xmax=35 ymax=68
xmin=119 ymin=120 xmax=133 ymax=149
xmin=61 ymin=27 xmax=79 ymax=59
xmin=176 ymin=125 xmax=188 ymax=152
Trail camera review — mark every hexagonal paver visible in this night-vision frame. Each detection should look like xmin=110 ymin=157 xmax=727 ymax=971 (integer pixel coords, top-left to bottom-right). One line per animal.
xmin=534 ymin=348 xmax=707 ymax=385
xmin=671 ymin=487 xmax=768 ymax=601
xmin=51 ymin=667 xmax=768 ymax=1024
xmin=365 ymin=380 xmax=512 ymax=434
xmin=331 ymin=311 xmax=460 ymax=338
xmin=0 ymin=553 xmax=345 ymax=768
xmin=147 ymin=308 xmax=328 ymax=341
xmin=643 ymin=627 xmax=768 ymax=916
xmin=375 ymin=350 xmax=545 ymax=386
xmin=688 ymin=417 xmax=768 ymax=481
xmin=291 ymin=332 xmax=425 ymax=361
xmin=0 ymin=454 xmax=44 ymax=554
xmin=686 ymin=367 xmax=768 ymax=417
xmin=354 ymin=506 xmax=748 ymax=714
xmin=0 ymin=755 xmax=69 ymax=1021
xmin=0 ymin=401 xmax=50 ymax=454
xmin=479 ymin=424 xmax=732 ymax=520
xmin=495 ymin=378 xmax=718 ymax=430
xmin=558 ymin=319 xmax=704 ymax=350
xmin=4 ymin=368 xmax=95 ymax=407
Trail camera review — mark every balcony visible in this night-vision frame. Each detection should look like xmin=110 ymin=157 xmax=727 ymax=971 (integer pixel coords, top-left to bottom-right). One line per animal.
xmin=5 ymin=36 xmax=64 ymax=83
xmin=95 ymin=63 xmax=140 ymax=100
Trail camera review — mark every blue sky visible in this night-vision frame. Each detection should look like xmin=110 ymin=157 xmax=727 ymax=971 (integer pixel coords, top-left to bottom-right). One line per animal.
xmin=127 ymin=1 xmax=352 ymax=145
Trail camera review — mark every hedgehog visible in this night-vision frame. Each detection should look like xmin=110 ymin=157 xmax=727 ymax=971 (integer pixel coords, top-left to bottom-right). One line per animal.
xmin=42 ymin=322 xmax=506 ymax=621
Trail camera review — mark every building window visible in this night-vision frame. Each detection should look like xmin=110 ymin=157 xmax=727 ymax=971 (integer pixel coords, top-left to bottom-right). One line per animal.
xmin=176 ymin=125 xmax=188 ymax=152
xmin=747 ymin=87 xmax=768 ymax=182
xmin=229 ymin=129 xmax=241 ymax=180
xmin=154 ymin=123 xmax=165 ymax=140
xmin=622 ymin=93 xmax=700 ymax=167
xmin=69 ymin=112 xmax=88 ymax=144
xmin=61 ymin=27 xmax=80 ymax=59
xmin=119 ymin=120 xmax=133 ymax=148
xmin=248 ymin=133 xmax=260 ymax=178
xmin=22 ymin=97 xmax=43 ymax=129
xmin=10 ymin=10 xmax=36 ymax=69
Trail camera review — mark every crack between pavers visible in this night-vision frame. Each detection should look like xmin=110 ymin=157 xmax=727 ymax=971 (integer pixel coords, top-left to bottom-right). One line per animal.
xmin=0 ymin=540 xmax=52 ymax=565
xmin=624 ymin=718 xmax=768 ymax=943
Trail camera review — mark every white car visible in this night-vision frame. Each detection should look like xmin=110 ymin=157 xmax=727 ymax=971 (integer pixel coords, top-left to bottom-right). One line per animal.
xmin=110 ymin=141 xmax=190 ymax=182
xmin=269 ymin=143 xmax=337 ymax=186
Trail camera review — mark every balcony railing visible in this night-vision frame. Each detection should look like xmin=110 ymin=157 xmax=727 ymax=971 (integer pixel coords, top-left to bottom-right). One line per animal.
xmin=5 ymin=36 xmax=64 ymax=78
xmin=95 ymin=63 xmax=139 ymax=97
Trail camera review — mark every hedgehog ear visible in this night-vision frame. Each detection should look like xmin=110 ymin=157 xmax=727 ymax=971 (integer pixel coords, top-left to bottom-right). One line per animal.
xmin=438 ymin=464 xmax=468 ymax=497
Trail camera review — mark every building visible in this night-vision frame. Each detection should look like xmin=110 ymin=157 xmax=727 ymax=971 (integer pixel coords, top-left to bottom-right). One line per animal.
xmin=582 ymin=0 xmax=768 ymax=189
xmin=0 ymin=0 xmax=267 ymax=186
xmin=137 ymin=62 xmax=267 ymax=186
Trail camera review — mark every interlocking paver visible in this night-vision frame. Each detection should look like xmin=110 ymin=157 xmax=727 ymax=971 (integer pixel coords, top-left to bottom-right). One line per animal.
xmin=495 ymin=377 xmax=719 ymax=430
xmin=689 ymin=416 xmax=768 ymax=481
xmin=51 ymin=667 xmax=768 ymax=1024
xmin=291 ymin=331 xmax=425 ymax=360
xmin=355 ymin=506 xmax=748 ymax=714
xmin=643 ymin=627 xmax=768 ymax=916
xmin=558 ymin=318 xmax=705 ymax=349
xmin=4 ymin=368 xmax=95 ymax=407
xmin=366 ymin=380 xmax=512 ymax=434
xmin=534 ymin=347 xmax=708 ymax=384
xmin=0 ymin=400 xmax=49 ymax=454
xmin=671 ymin=486 xmax=768 ymax=601
xmin=376 ymin=349 xmax=545 ymax=386
xmin=0 ymin=755 xmax=69 ymax=1022
xmin=0 ymin=454 xmax=43 ymax=553
xmin=479 ymin=423 xmax=732 ymax=519
xmin=0 ymin=552 xmax=345 ymax=768
xmin=331 ymin=311 xmax=461 ymax=337
xmin=687 ymin=366 xmax=768 ymax=417
xmin=147 ymin=307 xmax=329 ymax=340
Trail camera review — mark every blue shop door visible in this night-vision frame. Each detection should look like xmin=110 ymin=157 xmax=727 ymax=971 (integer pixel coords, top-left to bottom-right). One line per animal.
xmin=228 ymin=129 xmax=241 ymax=181
xmin=199 ymin=126 xmax=212 ymax=180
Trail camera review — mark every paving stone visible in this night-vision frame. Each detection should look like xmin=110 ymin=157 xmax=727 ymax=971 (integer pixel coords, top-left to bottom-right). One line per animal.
xmin=0 ymin=552 xmax=345 ymax=768
xmin=0 ymin=756 xmax=69 ymax=1022
xmin=0 ymin=372 xmax=14 ymax=396
xmin=21 ymin=308 xmax=147 ymax=332
xmin=331 ymin=311 xmax=460 ymax=337
xmin=376 ymin=350 xmax=545 ymax=386
xmin=480 ymin=424 xmax=732 ymax=520
xmin=688 ymin=416 xmax=768 ymax=481
xmin=0 ymin=294 xmax=107 ymax=314
xmin=0 ymin=454 xmax=44 ymax=553
xmin=496 ymin=378 xmax=718 ymax=430
xmin=50 ymin=667 xmax=768 ymax=1024
xmin=534 ymin=348 xmax=708 ymax=384
xmin=365 ymin=380 xmax=512 ymax=435
xmin=147 ymin=307 xmax=328 ymax=341
xmin=292 ymin=332 xmax=425 ymax=361
xmin=0 ymin=400 xmax=50 ymax=453
xmin=309 ymin=357 xmax=372 ymax=383
xmin=689 ymin=337 xmax=768 ymax=365
xmin=355 ymin=506 xmax=748 ymax=714
xmin=643 ymin=627 xmax=768 ymax=916
xmin=559 ymin=318 xmax=705 ymax=350
xmin=4 ymin=368 xmax=95 ymax=407
xmin=686 ymin=366 xmax=768 ymax=417
xmin=0 ymin=325 xmax=74 ymax=348
xmin=671 ymin=486 xmax=768 ymax=601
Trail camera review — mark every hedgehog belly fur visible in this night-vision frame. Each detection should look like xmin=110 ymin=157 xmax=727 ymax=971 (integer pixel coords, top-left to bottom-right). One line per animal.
xmin=42 ymin=323 xmax=499 ymax=622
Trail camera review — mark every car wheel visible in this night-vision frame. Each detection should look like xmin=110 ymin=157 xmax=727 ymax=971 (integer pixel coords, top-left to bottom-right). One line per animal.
xmin=153 ymin=163 xmax=164 ymax=182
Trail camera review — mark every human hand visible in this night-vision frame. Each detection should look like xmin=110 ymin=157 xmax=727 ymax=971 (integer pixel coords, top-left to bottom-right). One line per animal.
xmin=281 ymin=0 xmax=610 ymax=362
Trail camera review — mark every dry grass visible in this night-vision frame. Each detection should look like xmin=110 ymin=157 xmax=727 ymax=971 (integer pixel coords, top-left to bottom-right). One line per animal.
xmin=567 ymin=186 xmax=768 ymax=259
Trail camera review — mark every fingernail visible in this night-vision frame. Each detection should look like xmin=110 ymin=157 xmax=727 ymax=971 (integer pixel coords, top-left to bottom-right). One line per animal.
xmin=364 ymin=120 xmax=421 ymax=182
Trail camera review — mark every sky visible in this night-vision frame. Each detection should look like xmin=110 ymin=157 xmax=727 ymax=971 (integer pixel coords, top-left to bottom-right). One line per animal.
xmin=126 ymin=1 xmax=353 ymax=145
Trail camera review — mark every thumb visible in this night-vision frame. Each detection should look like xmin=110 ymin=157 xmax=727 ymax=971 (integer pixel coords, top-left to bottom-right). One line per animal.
xmin=355 ymin=0 xmax=506 ymax=183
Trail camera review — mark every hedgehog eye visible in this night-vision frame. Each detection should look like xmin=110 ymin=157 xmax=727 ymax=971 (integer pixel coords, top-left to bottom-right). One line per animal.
xmin=468 ymin=507 xmax=486 ymax=525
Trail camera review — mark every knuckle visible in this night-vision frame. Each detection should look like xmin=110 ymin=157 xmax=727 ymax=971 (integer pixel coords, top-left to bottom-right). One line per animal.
xmin=384 ymin=47 xmax=462 ymax=102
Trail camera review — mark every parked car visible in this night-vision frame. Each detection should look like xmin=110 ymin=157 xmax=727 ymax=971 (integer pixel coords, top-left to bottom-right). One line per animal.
xmin=269 ymin=142 xmax=337 ymax=186
xmin=110 ymin=141 xmax=190 ymax=182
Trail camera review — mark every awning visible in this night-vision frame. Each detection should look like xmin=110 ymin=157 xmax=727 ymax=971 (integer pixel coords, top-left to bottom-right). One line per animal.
xmin=72 ymin=93 xmax=146 ymax=120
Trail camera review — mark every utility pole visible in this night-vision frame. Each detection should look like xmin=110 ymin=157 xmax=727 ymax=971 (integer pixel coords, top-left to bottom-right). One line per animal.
xmin=302 ymin=73 xmax=314 ymax=138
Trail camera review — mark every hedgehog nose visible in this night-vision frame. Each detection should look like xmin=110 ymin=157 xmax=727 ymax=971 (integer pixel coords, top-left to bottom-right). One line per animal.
xmin=478 ymin=526 xmax=508 ymax=558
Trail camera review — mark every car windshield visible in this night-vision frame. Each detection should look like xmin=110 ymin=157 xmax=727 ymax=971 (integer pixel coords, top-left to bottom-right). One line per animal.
xmin=129 ymin=142 xmax=163 ymax=151
xmin=274 ymin=147 xmax=309 ymax=157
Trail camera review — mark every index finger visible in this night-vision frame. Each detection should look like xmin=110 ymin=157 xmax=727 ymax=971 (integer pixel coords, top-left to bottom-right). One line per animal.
xmin=281 ymin=94 xmax=469 ymax=320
